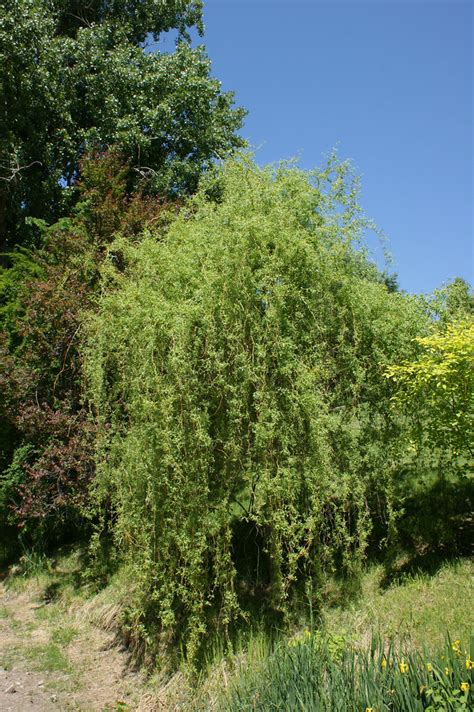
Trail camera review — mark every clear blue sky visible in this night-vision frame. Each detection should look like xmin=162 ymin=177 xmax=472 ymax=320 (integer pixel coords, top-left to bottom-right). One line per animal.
xmin=161 ymin=0 xmax=473 ymax=294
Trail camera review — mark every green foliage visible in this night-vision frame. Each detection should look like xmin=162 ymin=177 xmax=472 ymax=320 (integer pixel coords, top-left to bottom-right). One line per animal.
xmin=0 ymin=149 xmax=182 ymax=548
xmin=0 ymin=247 xmax=45 ymax=341
xmin=386 ymin=320 xmax=474 ymax=461
xmin=50 ymin=0 xmax=204 ymax=44
xmin=220 ymin=633 xmax=472 ymax=711
xmin=0 ymin=0 xmax=245 ymax=246
xmin=84 ymin=157 xmax=427 ymax=661
xmin=0 ymin=444 xmax=33 ymax=516
xmin=0 ymin=246 xmax=33 ymax=507
xmin=424 ymin=278 xmax=473 ymax=325
xmin=384 ymin=316 xmax=473 ymax=556
xmin=0 ymin=444 xmax=33 ymax=564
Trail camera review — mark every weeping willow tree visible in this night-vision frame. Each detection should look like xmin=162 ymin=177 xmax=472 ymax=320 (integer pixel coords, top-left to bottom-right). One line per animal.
xmin=83 ymin=157 xmax=425 ymax=661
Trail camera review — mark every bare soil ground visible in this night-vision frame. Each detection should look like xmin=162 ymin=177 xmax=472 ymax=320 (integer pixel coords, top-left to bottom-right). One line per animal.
xmin=0 ymin=580 xmax=151 ymax=711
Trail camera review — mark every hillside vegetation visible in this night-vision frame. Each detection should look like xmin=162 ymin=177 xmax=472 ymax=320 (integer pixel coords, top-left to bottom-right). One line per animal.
xmin=0 ymin=1 xmax=472 ymax=709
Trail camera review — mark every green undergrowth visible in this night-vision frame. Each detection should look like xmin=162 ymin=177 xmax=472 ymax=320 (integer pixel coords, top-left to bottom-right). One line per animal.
xmin=6 ymin=547 xmax=87 ymax=599
xmin=218 ymin=634 xmax=473 ymax=711
xmin=321 ymin=558 xmax=473 ymax=652
xmin=2 ymin=549 xmax=472 ymax=710
xmin=4 ymin=546 xmax=127 ymax=630
xmin=188 ymin=558 xmax=473 ymax=711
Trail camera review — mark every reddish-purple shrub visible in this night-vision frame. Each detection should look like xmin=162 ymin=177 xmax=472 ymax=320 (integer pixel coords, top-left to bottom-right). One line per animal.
xmin=0 ymin=150 xmax=178 ymax=540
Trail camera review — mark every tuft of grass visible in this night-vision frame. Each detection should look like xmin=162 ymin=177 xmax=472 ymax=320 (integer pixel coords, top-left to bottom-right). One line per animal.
xmin=0 ymin=646 xmax=21 ymax=671
xmin=26 ymin=642 xmax=71 ymax=673
xmin=51 ymin=625 xmax=78 ymax=646
xmin=34 ymin=603 xmax=62 ymax=623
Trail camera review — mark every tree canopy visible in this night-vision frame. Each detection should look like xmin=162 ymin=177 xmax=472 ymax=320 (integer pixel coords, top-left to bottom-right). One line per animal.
xmin=84 ymin=157 xmax=427 ymax=660
xmin=0 ymin=0 xmax=245 ymax=247
xmin=50 ymin=0 xmax=204 ymax=43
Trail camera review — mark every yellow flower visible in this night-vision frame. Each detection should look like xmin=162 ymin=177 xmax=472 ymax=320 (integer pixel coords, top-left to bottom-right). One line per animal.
xmin=419 ymin=685 xmax=426 ymax=695
xmin=365 ymin=708 xmax=374 ymax=712
xmin=399 ymin=661 xmax=409 ymax=673
xmin=466 ymin=656 xmax=473 ymax=670
xmin=452 ymin=639 xmax=461 ymax=654
xmin=460 ymin=682 xmax=470 ymax=693
xmin=381 ymin=657 xmax=387 ymax=670
xmin=427 ymin=663 xmax=433 ymax=673
xmin=445 ymin=667 xmax=450 ymax=676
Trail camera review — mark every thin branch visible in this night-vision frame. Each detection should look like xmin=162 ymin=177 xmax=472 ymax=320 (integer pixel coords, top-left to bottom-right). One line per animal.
xmin=0 ymin=160 xmax=42 ymax=184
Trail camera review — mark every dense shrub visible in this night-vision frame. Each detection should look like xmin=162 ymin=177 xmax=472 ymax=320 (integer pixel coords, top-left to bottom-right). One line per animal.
xmin=84 ymin=157 xmax=427 ymax=661
xmin=0 ymin=224 xmax=96 ymax=543
xmin=0 ymin=150 xmax=176 ymax=548
xmin=385 ymin=316 xmax=474 ymax=557
xmin=386 ymin=319 xmax=474 ymax=465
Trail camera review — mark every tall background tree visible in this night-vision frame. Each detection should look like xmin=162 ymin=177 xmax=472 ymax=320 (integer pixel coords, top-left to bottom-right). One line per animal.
xmin=0 ymin=0 xmax=245 ymax=248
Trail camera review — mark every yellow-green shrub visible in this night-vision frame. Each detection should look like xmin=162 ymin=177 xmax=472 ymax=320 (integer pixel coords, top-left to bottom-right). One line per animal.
xmin=83 ymin=158 xmax=426 ymax=661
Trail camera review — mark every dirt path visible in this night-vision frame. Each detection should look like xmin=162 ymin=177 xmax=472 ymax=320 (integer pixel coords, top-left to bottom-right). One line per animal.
xmin=0 ymin=579 xmax=151 ymax=711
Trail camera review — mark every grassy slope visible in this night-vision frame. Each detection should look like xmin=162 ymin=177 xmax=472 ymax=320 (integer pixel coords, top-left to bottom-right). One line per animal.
xmin=1 ymin=552 xmax=472 ymax=710
xmin=0 ymin=550 xmax=146 ymax=711
xmin=321 ymin=558 xmax=473 ymax=652
xmin=190 ymin=558 xmax=473 ymax=711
